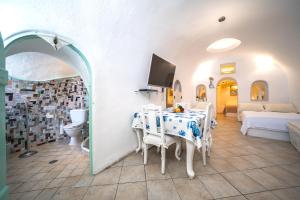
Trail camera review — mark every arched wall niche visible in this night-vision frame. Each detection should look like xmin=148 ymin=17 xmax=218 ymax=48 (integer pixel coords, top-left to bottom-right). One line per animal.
xmin=196 ymin=84 xmax=207 ymax=102
xmin=3 ymin=30 xmax=94 ymax=174
xmin=173 ymin=80 xmax=182 ymax=104
xmin=251 ymin=80 xmax=269 ymax=101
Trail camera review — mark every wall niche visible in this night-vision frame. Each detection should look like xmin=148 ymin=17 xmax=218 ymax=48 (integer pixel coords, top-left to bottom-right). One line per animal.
xmin=251 ymin=80 xmax=268 ymax=101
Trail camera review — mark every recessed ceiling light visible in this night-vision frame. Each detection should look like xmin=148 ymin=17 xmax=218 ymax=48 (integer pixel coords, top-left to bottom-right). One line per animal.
xmin=207 ymin=38 xmax=241 ymax=53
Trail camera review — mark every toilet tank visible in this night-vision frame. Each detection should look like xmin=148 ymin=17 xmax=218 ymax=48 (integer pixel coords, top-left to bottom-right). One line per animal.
xmin=70 ymin=109 xmax=88 ymax=123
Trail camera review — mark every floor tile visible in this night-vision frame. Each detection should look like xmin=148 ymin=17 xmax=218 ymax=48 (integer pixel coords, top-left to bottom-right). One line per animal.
xmin=198 ymin=174 xmax=240 ymax=199
xmin=240 ymin=155 xmax=273 ymax=168
xmin=62 ymin=175 xmax=81 ymax=187
xmin=222 ymin=171 xmax=265 ymax=194
xmin=10 ymin=190 xmax=42 ymax=200
xmin=145 ymin=164 xmax=171 ymax=180
xmin=92 ymin=167 xmax=121 ymax=186
xmin=123 ymin=153 xmax=143 ymax=166
xmin=52 ymin=186 xmax=88 ymax=200
xmin=226 ymin=156 xmax=256 ymax=170
xmin=218 ymin=196 xmax=247 ymax=200
xmin=245 ymin=191 xmax=280 ymax=200
xmin=244 ymin=169 xmax=287 ymax=190
xmin=74 ymin=175 xmax=94 ymax=187
xmin=262 ymin=166 xmax=300 ymax=186
xmin=280 ymin=162 xmax=300 ymax=177
xmin=34 ymin=188 xmax=58 ymax=200
xmin=56 ymin=169 xmax=73 ymax=178
xmin=173 ymin=178 xmax=213 ymax=200
xmin=45 ymin=178 xmax=66 ymax=189
xmin=209 ymin=158 xmax=238 ymax=173
xmin=272 ymin=187 xmax=300 ymax=200
xmin=8 ymin=182 xmax=23 ymax=193
xmin=115 ymin=182 xmax=147 ymax=200
xmin=119 ymin=165 xmax=145 ymax=183
xmin=166 ymin=160 xmax=189 ymax=178
xmin=147 ymin=179 xmax=180 ymax=200
xmin=194 ymin=160 xmax=217 ymax=176
xmin=83 ymin=185 xmax=117 ymax=200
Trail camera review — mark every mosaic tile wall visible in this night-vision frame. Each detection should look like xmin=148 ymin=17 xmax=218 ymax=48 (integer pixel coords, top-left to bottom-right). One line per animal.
xmin=5 ymin=76 xmax=88 ymax=153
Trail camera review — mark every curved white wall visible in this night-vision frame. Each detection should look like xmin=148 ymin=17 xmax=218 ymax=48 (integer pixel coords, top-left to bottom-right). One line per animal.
xmin=6 ymin=52 xmax=78 ymax=81
xmin=175 ymin=53 xmax=290 ymax=109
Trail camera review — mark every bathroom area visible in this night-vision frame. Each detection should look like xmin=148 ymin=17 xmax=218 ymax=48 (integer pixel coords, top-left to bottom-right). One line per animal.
xmin=2 ymin=34 xmax=93 ymax=194
xmin=5 ymin=76 xmax=90 ymax=156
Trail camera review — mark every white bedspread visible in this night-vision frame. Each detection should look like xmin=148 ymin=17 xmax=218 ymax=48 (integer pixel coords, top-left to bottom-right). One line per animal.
xmin=240 ymin=111 xmax=300 ymax=134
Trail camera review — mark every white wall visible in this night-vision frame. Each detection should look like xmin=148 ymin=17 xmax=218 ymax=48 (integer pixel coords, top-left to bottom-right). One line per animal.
xmin=175 ymin=53 xmax=290 ymax=110
xmin=6 ymin=52 xmax=78 ymax=81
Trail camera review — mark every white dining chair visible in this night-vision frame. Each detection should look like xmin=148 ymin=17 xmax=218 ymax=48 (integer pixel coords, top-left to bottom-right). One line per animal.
xmin=201 ymin=103 xmax=213 ymax=165
xmin=141 ymin=104 xmax=181 ymax=174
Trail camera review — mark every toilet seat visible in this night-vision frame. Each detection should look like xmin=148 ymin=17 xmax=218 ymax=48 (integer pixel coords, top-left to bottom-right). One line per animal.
xmin=63 ymin=122 xmax=83 ymax=130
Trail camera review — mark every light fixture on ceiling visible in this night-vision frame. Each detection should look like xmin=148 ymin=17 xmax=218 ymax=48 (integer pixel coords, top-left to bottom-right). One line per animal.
xmin=38 ymin=35 xmax=69 ymax=51
xmin=207 ymin=16 xmax=241 ymax=53
xmin=207 ymin=38 xmax=241 ymax=53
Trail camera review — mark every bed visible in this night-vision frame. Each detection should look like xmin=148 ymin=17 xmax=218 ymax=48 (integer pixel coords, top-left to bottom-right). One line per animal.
xmin=239 ymin=103 xmax=300 ymax=141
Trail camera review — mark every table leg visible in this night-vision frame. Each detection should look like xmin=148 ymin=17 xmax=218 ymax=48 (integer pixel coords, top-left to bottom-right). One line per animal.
xmin=135 ymin=129 xmax=142 ymax=153
xmin=186 ymin=140 xmax=195 ymax=179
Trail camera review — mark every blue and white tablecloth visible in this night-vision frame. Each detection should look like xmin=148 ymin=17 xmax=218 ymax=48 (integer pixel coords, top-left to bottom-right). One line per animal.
xmin=132 ymin=110 xmax=208 ymax=148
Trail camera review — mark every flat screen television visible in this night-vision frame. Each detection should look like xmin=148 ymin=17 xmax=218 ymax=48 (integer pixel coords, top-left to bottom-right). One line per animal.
xmin=148 ymin=54 xmax=176 ymax=88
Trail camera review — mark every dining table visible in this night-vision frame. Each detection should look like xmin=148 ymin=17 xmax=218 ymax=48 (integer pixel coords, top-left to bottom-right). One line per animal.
xmin=131 ymin=109 xmax=211 ymax=178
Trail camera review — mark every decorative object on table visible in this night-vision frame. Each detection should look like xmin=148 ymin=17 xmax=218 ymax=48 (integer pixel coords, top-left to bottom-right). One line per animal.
xmin=220 ymin=63 xmax=236 ymax=75
xmin=209 ymin=77 xmax=214 ymax=89
xmin=173 ymin=105 xmax=184 ymax=113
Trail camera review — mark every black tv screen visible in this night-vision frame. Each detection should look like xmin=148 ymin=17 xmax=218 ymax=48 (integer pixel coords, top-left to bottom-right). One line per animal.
xmin=148 ymin=54 xmax=176 ymax=88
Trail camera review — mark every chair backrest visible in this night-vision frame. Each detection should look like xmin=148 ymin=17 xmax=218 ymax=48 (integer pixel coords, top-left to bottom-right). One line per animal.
xmin=141 ymin=104 xmax=165 ymax=140
xmin=203 ymin=103 xmax=213 ymax=137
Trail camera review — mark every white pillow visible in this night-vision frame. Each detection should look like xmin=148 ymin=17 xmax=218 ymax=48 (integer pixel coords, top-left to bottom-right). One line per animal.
xmin=264 ymin=103 xmax=297 ymax=113
xmin=237 ymin=103 xmax=264 ymax=121
xmin=238 ymin=103 xmax=264 ymax=112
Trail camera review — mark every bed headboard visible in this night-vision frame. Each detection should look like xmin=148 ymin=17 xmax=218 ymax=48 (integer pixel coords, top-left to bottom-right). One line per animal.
xmin=238 ymin=103 xmax=298 ymax=121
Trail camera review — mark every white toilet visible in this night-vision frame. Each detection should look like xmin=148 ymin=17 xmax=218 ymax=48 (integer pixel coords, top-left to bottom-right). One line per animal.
xmin=63 ymin=109 xmax=88 ymax=145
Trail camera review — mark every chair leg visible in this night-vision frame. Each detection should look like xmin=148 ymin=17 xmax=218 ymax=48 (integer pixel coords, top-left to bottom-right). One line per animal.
xmin=175 ymin=140 xmax=181 ymax=160
xmin=202 ymin=140 xmax=206 ymax=165
xmin=157 ymin=146 xmax=160 ymax=153
xmin=143 ymin=143 xmax=148 ymax=165
xmin=207 ymin=137 xmax=211 ymax=157
xmin=161 ymin=147 xmax=166 ymax=174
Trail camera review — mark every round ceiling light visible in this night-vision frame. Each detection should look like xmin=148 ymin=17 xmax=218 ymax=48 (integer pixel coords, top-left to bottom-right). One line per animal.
xmin=207 ymin=38 xmax=241 ymax=53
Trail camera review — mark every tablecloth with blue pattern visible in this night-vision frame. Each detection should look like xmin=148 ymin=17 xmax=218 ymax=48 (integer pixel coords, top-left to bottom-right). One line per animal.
xmin=132 ymin=110 xmax=207 ymax=148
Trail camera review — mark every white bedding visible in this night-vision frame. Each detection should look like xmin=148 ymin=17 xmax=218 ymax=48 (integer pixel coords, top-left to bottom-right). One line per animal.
xmin=240 ymin=111 xmax=300 ymax=135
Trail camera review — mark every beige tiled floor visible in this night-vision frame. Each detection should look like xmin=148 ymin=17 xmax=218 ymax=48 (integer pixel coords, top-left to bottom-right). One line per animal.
xmin=7 ymin=115 xmax=300 ymax=200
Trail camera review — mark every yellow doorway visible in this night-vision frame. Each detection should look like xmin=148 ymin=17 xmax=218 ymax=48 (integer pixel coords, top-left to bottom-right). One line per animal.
xmin=216 ymin=78 xmax=238 ymax=117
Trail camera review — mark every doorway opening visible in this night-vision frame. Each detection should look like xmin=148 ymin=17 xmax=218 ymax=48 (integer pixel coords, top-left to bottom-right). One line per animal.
xmin=216 ymin=78 xmax=238 ymax=118
xmin=2 ymin=31 xmax=93 ymax=175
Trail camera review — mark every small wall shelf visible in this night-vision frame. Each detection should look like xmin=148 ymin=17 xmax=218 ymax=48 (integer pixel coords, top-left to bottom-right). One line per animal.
xmin=134 ymin=88 xmax=159 ymax=93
